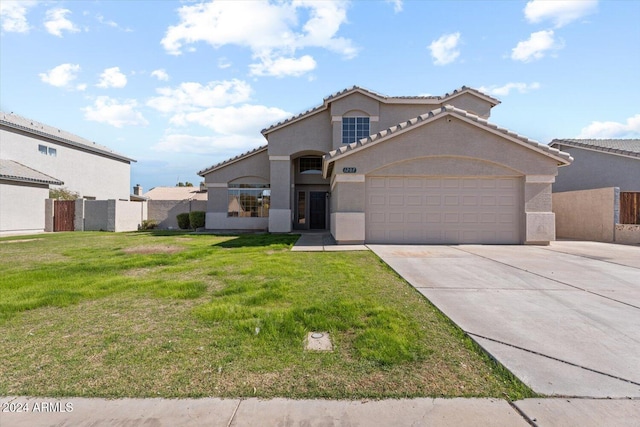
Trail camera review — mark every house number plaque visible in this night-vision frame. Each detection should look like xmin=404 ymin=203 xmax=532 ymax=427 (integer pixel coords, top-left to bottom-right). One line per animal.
xmin=342 ymin=167 xmax=357 ymax=173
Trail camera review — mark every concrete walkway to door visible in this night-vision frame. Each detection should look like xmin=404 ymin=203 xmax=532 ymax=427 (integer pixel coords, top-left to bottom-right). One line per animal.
xmin=369 ymin=241 xmax=640 ymax=398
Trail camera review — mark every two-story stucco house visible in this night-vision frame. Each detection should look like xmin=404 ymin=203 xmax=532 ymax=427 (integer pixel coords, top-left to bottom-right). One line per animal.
xmin=0 ymin=112 xmax=135 ymax=236
xmin=198 ymin=86 xmax=572 ymax=245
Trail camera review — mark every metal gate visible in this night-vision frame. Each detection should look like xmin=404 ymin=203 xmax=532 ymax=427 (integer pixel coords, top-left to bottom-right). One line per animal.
xmin=54 ymin=200 xmax=75 ymax=231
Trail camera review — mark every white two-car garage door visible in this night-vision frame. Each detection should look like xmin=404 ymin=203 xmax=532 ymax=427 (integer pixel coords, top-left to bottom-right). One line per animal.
xmin=366 ymin=177 xmax=522 ymax=244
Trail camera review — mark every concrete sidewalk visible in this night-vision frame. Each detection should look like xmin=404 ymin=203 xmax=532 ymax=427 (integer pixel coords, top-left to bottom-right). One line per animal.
xmin=291 ymin=231 xmax=368 ymax=252
xmin=2 ymin=396 xmax=639 ymax=426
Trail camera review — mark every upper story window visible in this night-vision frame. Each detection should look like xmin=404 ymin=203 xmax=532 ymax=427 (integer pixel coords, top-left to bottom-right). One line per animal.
xmin=342 ymin=117 xmax=370 ymax=144
xmin=38 ymin=144 xmax=57 ymax=156
xmin=299 ymin=157 xmax=322 ymax=174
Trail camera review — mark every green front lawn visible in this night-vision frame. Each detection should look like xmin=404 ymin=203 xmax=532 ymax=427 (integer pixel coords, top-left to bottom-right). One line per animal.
xmin=0 ymin=232 xmax=534 ymax=399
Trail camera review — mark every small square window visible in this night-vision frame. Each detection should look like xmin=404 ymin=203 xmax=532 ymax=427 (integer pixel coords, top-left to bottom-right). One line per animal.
xmin=48 ymin=147 xmax=57 ymax=157
xmin=38 ymin=144 xmax=47 ymax=155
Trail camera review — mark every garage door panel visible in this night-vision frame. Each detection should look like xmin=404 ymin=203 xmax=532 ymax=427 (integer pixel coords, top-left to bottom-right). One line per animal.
xmin=366 ymin=177 xmax=521 ymax=244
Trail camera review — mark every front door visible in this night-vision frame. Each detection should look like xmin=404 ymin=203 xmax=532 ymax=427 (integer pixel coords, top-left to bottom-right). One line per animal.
xmin=309 ymin=192 xmax=326 ymax=229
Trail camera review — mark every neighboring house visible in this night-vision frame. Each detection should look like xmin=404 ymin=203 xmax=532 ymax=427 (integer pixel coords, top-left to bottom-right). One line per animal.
xmin=549 ymin=139 xmax=640 ymax=192
xmin=199 ymin=86 xmax=572 ymax=245
xmin=0 ymin=159 xmax=63 ymax=236
xmin=0 ymin=112 xmax=135 ymax=200
xmin=143 ymin=186 xmax=207 ymax=229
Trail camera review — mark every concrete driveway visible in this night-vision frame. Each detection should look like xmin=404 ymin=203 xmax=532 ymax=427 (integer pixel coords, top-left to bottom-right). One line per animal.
xmin=368 ymin=241 xmax=640 ymax=398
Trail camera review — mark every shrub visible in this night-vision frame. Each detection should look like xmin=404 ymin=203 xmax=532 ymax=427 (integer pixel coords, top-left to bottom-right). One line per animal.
xmin=189 ymin=211 xmax=206 ymax=230
xmin=138 ymin=220 xmax=158 ymax=231
xmin=176 ymin=213 xmax=190 ymax=230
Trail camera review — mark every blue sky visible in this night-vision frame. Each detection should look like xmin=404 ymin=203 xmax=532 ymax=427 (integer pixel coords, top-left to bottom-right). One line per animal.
xmin=1 ymin=0 xmax=638 ymax=192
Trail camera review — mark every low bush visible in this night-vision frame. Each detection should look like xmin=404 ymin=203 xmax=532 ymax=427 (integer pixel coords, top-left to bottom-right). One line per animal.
xmin=189 ymin=211 xmax=206 ymax=230
xmin=138 ymin=220 xmax=158 ymax=231
xmin=176 ymin=213 xmax=190 ymax=230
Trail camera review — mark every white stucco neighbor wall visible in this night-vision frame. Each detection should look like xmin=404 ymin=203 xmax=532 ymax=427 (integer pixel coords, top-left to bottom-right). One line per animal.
xmin=78 ymin=200 xmax=145 ymax=232
xmin=0 ymin=180 xmax=49 ymax=236
xmin=0 ymin=127 xmax=132 ymax=200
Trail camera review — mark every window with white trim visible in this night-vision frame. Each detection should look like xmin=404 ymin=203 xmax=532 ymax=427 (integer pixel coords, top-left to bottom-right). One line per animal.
xmin=227 ymin=184 xmax=270 ymax=217
xmin=342 ymin=117 xmax=370 ymax=144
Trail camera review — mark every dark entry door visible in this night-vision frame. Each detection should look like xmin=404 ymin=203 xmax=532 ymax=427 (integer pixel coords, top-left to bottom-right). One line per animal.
xmin=309 ymin=192 xmax=326 ymax=229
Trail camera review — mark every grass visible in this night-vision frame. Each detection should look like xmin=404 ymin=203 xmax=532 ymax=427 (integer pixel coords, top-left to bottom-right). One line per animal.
xmin=0 ymin=231 xmax=535 ymax=399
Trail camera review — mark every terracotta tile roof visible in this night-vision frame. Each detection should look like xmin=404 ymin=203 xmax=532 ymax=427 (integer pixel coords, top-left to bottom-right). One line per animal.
xmin=197 ymin=145 xmax=268 ymax=176
xmin=142 ymin=186 xmax=207 ymax=201
xmin=0 ymin=112 xmax=135 ymax=163
xmin=261 ymin=85 xmax=499 ymax=135
xmin=549 ymin=139 xmax=640 ymax=158
xmin=0 ymin=159 xmax=63 ymax=185
xmin=323 ymin=105 xmax=572 ymax=176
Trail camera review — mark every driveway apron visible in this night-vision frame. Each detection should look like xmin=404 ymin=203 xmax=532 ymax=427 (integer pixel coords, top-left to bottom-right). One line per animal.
xmin=368 ymin=242 xmax=640 ymax=398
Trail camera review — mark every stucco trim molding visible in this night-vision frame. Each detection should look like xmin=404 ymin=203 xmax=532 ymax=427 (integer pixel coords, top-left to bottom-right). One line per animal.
xmin=206 ymin=183 xmax=227 ymax=188
xmin=332 ymin=115 xmax=379 ymax=122
xmin=525 ymin=175 xmax=555 ymax=184
xmin=331 ymin=174 xmax=365 ymax=190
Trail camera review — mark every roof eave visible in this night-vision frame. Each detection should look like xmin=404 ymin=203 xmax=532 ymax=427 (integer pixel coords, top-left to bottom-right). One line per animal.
xmin=198 ymin=145 xmax=268 ymax=176
xmin=0 ymin=120 xmax=136 ymax=163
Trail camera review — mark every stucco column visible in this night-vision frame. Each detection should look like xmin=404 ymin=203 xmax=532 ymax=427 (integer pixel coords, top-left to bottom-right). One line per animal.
xmin=269 ymin=156 xmax=292 ymax=232
xmin=74 ymin=199 xmax=85 ymax=231
xmin=524 ymin=175 xmax=556 ymax=245
xmin=330 ymin=174 xmax=366 ymax=244
xmin=44 ymin=198 xmax=54 ymax=232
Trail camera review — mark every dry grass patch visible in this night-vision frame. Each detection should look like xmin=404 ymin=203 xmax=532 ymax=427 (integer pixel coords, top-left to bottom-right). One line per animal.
xmin=122 ymin=245 xmax=184 ymax=254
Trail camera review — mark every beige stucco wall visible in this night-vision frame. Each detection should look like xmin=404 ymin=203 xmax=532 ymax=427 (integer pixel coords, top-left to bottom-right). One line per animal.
xmin=328 ymin=116 xmax=561 ymax=244
xmin=615 ymin=224 xmax=640 ymax=245
xmin=148 ymin=200 xmax=206 ymax=229
xmin=1 ymin=127 xmax=131 ymax=200
xmin=267 ymin=111 xmax=332 ymax=156
xmin=0 ymin=180 xmax=49 ymax=236
xmin=553 ymin=187 xmax=618 ymax=242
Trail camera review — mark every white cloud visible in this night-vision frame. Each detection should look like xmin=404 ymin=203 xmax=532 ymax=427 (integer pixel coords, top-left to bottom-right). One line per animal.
xmin=578 ymin=114 xmax=640 ymax=139
xmin=83 ymin=96 xmax=148 ymax=128
xmin=386 ymin=0 xmax=403 ymax=13
xmin=151 ymin=69 xmax=170 ymax=81
xmin=218 ymin=57 xmax=232 ymax=69
xmin=76 ymin=83 xmax=87 ymax=91
xmin=170 ymin=104 xmax=291 ymax=135
xmin=511 ymin=30 xmax=563 ymax=62
xmin=524 ymin=0 xmax=598 ymax=28
xmin=97 ymin=67 xmax=128 ymax=88
xmin=478 ymin=82 xmax=541 ymax=97
xmin=1 ymin=0 xmax=37 ymax=33
xmin=428 ymin=32 xmax=461 ymax=65
xmin=39 ymin=63 xmax=81 ymax=88
xmin=147 ymin=79 xmax=252 ymax=114
xmin=97 ymin=14 xmax=132 ymax=32
xmin=160 ymin=0 xmax=356 ymax=77
xmin=249 ymin=54 xmax=317 ymax=77
xmin=153 ymin=133 xmax=266 ymax=155
xmin=44 ymin=8 xmax=80 ymax=37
